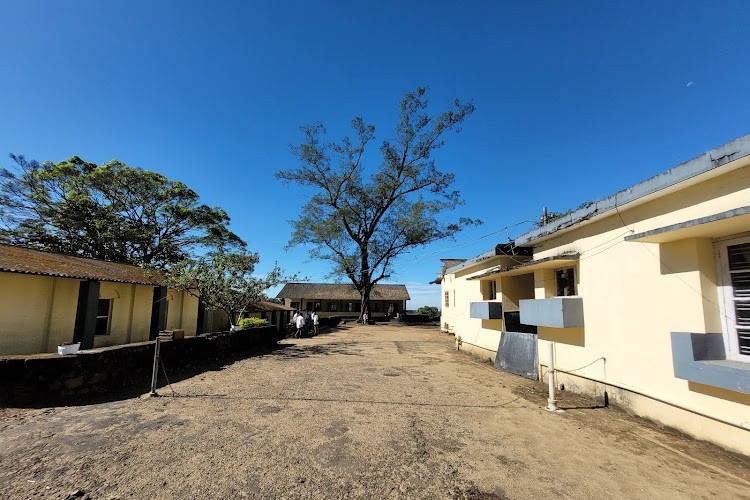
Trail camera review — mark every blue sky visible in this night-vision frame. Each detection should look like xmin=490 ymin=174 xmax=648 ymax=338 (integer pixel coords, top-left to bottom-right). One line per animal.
xmin=2 ymin=1 xmax=749 ymax=308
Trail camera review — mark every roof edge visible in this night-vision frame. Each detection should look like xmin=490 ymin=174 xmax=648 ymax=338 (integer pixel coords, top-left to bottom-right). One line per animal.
xmin=513 ymin=132 xmax=750 ymax=246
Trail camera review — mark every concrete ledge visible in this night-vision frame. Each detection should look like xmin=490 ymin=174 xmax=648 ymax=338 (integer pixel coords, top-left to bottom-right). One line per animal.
xmin=625 ymin=206 xmax=750 ymax=243
xmin=671 ymin=332 xmax=750 ymax=395
xmin=470 ymin=301 xmax=503 ymax=319
xmin=520 ymin=297 xmax=584 ymax=328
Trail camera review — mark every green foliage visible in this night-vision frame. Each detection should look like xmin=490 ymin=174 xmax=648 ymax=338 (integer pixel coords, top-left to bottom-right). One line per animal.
xmin=164 ymin=250 xmax=288 ymax=327
xmin=0 ymin=155 xmax=243 ymax=267
xmin=276 ymin=87 xmax=480 ymax=319
xmin=238 ymin=317 xmax=269 ymax=329
xmin=416 ymin=306 xmax=440 ymax=318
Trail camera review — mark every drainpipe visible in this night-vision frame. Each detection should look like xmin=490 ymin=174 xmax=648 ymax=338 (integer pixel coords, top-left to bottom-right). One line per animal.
xmin=546 ymin=341 xmax=558 ymax=412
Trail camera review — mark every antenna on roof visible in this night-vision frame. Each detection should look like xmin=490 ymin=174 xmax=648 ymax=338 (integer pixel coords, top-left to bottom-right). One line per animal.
xmin=542 ymin=207 xmax=548 ymax=226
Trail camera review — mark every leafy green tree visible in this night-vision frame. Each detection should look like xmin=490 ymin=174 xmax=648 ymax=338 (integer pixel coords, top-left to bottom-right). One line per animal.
xmin=416 ymin=305 xmax=440 ymax=318
xmin=277 ymin=87 xmax=479 ymax=322
xmin=164 ymin=251 xmax=286 ymax=328
xmin=0 ymin=155 xmax=243 ymax=267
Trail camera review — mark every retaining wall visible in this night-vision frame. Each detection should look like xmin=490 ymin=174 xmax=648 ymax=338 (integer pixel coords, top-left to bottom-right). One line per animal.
xmin=0 ymin=326 xmax=277 ymax=405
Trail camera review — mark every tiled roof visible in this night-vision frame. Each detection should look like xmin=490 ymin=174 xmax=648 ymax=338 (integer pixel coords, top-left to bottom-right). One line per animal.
xmin=0 ymin=245 xmax=162 ymax=285
xmin=246 ymin=300 xmax=295 ymax=312
xmin=276 ymin=283 xmax=410 ymax=301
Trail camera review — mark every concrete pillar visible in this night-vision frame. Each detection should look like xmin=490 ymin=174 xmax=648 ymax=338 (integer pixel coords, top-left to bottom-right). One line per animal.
xmin=73 ymin=280 xmax=100 ymax=349
xmin=196 ymin=300 xmax=206 ymax=335
xmin=149 ymin=286 xmax=168 ymax=340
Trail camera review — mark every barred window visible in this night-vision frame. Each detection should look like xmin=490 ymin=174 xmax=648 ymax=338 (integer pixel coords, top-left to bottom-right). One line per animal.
xmin=555 ymin=268 xmax=576 ymax=296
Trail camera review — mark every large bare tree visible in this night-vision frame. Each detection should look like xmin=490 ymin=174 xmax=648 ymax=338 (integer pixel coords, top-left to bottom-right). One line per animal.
xmin=276 ymin=87 xmax=479 ymax=322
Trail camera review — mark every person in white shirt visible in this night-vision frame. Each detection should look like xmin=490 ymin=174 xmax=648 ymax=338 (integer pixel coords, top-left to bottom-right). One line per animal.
xmin=295 ymin=312 xmax=305 ymax=339
xmin=312 ymin=311 xmax=319 ymax=336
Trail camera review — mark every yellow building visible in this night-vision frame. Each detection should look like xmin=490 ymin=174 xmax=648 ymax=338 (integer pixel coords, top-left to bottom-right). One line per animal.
xmin=0 ymin=245 xmax=203 ymax=355
xmin=440 ymin=134 xmax=750 ymax=455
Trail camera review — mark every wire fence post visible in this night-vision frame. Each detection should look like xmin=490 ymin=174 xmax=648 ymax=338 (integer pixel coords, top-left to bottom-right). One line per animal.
xmin=149 ymin=336 xmax=161 ymax=396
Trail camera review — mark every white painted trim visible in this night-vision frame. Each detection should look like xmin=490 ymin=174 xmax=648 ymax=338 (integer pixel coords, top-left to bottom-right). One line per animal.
xmin=715 ymin=235 xmax=750 ymax=362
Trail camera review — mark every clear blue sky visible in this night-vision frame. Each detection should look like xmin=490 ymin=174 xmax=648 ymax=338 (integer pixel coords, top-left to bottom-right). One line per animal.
xmin=2 ymin=1 xmax=749 ymax=308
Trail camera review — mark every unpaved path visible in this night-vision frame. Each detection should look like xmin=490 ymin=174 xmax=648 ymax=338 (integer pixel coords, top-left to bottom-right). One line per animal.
xmin=1 ymin=323 xmax=748 ymax=499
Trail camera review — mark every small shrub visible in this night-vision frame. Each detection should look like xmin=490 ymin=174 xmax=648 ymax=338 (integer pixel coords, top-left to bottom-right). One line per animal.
xmin=238 ymin=317 xmax=268 ymax=329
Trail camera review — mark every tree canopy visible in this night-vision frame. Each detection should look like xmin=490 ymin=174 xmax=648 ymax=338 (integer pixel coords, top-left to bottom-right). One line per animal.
xmin=0 ymin=155 xmax=243 ymax=268
xmin=276 ymin=87 xmax=479 ymax=320
xmin=163 ymin=250 xmax=285 ymax=328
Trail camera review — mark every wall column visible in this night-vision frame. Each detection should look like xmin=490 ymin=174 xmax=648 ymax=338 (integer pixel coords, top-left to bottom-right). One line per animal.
xmin=196 ymin=300 xmax=206 ymax=335
xmin=73 ymin=280 xmax=100 ymax=349
xmin=149 ymin=286 xmax=168 ymax=340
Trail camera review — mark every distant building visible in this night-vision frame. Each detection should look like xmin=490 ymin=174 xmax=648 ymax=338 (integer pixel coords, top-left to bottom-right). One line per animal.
xmin=242 ymin=300 xmax=295 ymax=333
xmin=276 ymin=282 xmax=410 ymax=317
xmin=439 ymin=133 xmax=750 ymax=455
xmin=0 ymin=245 xmax=215 ymax=355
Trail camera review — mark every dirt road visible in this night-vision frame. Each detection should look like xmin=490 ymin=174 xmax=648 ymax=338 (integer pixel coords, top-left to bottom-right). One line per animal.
xmin=1 ymin=323 xmax=748 ymax=499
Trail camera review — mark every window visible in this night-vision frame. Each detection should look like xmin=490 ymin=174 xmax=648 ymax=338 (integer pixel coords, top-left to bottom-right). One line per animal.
xmin=717 ymin=237 xmax=750 ymax=361
xmin=315 ymin=302 xmax=321 ymax=311
xmin=291 ymin=302 xmax=299 ymax=310
xmin=328 ymin=302 xmax=337 ymax=312
xmin=555 ymin=268 xmax=576 ymax=296
xmin=96 ymin=299 xmax=112 ymax=335
xmin=444 ymin=291 xmax=450 ymax=307
xmin=486 ymin=280 xmax=497 ymax=300
xmin=347 ymin=302 xmax=354 ymax=312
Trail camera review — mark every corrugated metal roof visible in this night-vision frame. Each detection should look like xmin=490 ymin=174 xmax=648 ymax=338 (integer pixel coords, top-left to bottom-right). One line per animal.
xmin=431 ymin=258 xmax=467 ymax=284
xmin=276 ymin=283 xmax=410 ymax=301
xmin=0 ymin=245 xmax=162 ymax=285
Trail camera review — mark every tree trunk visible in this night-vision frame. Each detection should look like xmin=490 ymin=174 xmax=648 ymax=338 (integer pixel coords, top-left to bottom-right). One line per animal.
xmin=360 ymin=286 xmax=372 ymax=324
xmin=359 ymin=252 xmax=371 ymax=324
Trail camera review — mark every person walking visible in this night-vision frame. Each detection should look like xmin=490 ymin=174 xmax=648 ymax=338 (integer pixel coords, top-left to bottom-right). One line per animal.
xmin=295 ymin=312 xmax=305 ymax=339
xmin=312 ymin=311 xmax=319 ymax=336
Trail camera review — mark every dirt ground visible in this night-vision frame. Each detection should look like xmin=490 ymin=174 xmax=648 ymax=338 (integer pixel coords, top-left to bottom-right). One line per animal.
xmin=1 ymin=323 xmax=749 ymax=499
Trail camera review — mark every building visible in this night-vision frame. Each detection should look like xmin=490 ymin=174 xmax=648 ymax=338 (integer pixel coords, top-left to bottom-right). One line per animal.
xmin=242 ymin=300 xmax=295 ymax=334
xmin=0 ymin=245 xmax=207 ymax=355
xmin=276 ymin=282 xmax=410 ymax=317
xmin=439 ymin=134 xmax=750 ymax=455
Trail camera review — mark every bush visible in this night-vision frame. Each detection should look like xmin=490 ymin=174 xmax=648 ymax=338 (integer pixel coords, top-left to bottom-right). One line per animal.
xmin=238 ymin=317 xmax=268 ymax=329
xmin=416 ymin=306 xmax=440 ymax=318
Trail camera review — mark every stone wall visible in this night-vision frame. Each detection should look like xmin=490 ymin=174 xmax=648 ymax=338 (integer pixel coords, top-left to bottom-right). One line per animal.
xmin=0 ymin=327 xmax=277 ymax=405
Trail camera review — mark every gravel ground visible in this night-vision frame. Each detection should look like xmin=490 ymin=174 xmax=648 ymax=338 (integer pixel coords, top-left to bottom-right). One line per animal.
xmin=1 ymin=323 xmax=749 ymax=499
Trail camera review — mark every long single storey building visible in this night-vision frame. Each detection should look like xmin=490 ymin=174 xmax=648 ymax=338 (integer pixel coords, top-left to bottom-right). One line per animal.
xmin=0 ymin=245 xmax=207 ymax=355
xmin=276 ymin=282 xmax=410 ymax=317
xmin=439 ymin=133 xmax=750 ymax=455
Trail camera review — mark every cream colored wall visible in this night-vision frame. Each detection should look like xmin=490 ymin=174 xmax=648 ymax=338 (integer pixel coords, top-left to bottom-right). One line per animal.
xmin=161 ymin=290 xmax=198 ymax=336
xmin=440 ymin=256 xmax=522 ymax=357
xmin=0 ymin=273 xmax=77 ymax=355
xmin=530 ymin=161 xmax=750 ymax=454
xmin=94 ymin=282 xmax=157 ymax=348
xmin=0 ymin=274 xmax=201 ymax=355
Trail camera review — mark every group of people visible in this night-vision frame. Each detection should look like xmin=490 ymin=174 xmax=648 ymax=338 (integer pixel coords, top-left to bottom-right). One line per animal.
xmin=291 ymin=310 xmax=319 ymax=338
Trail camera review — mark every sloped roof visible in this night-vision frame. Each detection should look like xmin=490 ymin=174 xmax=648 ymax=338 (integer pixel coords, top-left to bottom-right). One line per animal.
xmin=0 ymin=244 xmax=162 ymax=286
xmin=277 ymin=283 xmax=410 ymax=301
xmin=246 ymin=300 xmax=295 ymax=312
xmin=431 ymin=258 xmax=467 ymax=284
